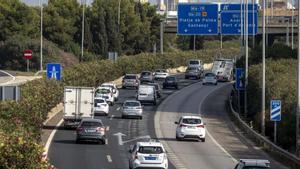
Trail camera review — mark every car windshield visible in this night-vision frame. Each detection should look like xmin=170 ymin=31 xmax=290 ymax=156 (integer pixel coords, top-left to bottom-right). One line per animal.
xmin=205 ymin=73 xmax=215 ymax=77
xmin=141 ymin=72 xmax=151 ymax=76
xmin=138 ymin=146 xmax=163 ymax=154
xmin=124 ymin=75 xmax=136 ymax=79
xmin=187 ymin=67 xmax=198 ymax=71
xmin=166 ymin=76 xmax=175 ymax=81
xmin=156 ymin=69 xmax=166 ymax=73
xmin=124 ymin=102 xmax=140 ymax=107
xmin=190 ymin=61 xmax=199 ymax=65
xmin=81 ymin=121 xmax=102 ymax=127
xmin=182 ymin=118 xmax=201 ymax=124
xmin=96 ymin=89 xmax=110 ymax=94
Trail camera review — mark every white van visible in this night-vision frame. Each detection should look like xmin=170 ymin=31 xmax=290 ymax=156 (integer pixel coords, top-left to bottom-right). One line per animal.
xmin=137 ymin=85 xmax=157 ymax=105
xmin=188 ymin=59 xmax=203 ymax=72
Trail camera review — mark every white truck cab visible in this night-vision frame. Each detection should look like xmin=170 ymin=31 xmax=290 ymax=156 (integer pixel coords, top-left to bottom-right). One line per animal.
xmin=234 ymin=159 xmax=270 ymax=169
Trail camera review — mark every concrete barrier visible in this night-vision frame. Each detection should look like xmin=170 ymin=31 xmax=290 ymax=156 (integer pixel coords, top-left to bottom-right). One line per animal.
xmin=229 ymin=95 xmax=300 ymax=169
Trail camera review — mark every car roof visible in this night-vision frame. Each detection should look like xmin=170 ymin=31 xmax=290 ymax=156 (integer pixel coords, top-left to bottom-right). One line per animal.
xmin=124 ymin=100 xmax=140 ymax=103
xmin=139 ymin=85 xmax=155 ymax=88
xmin=181 ymin=115 xmax=202 ymax=119
xmin=81 ymin=118 xmax=102 ymax=123
xmin=141 ymin=71 xmax=151 ymax=73
xmin=147 ymin=83 xmax=159 ymax=85
xmin=240 ymin=159 xmax=270 ymax=167
xmin=101 ymin=83 xmax=115 ymax=86
xmin=125 ymin=74 xmax=137 ymax=76
xmin=94 ymin=97 xmax=106 ymax=100
xmin=137 ymin=141 xmax=164 ymax=147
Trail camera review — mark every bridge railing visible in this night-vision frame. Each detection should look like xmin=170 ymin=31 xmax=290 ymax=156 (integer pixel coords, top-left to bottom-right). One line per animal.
xmin=228 ymin=93 xmax=300 ymax=169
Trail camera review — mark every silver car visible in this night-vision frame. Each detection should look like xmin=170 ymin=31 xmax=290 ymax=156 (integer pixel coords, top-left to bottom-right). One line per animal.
xmin=122 ymin=100 xmax=143 ymax=119
xmin=76 ymin=118 xmax=106 ymax=144
xmin=122 ymin=74 xmax=140 ymax=89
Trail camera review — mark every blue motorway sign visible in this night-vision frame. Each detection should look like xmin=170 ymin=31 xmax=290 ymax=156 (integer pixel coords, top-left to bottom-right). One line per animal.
xmin=235 ymin=68 xmax=245 ymax=90
xmin=177 ymin=3 xmax=218 ymax=35
xmin=270 ymin=100 xmax=281 ymax=121
xmin=220 ymin=4 xmax=258 ymax=35
xmin=47 ymin=63 xmax=62 ymax=81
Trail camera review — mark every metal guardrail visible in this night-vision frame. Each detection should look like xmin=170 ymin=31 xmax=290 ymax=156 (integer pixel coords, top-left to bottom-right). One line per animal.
xmin=229 ymin=95 xmax=300 ymax=169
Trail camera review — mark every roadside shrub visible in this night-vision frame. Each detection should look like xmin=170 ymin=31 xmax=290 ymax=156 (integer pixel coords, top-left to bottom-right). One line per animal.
xmin=247 ymin=59 xmax=297 ymax=151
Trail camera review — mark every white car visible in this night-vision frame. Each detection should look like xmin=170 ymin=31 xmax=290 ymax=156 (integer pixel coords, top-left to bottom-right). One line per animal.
xmin=154 ymin=69 xmax=169 ymax=80
xmin=187 ymin=59 xmax=204 ymax=71
xmin=95 ymin=87 xmax=114 ymax=106
xmin=94 ymin=97 xmax=109 ymax=116
xmin=202 ymin=72 xmax=217 ymax=85
xmin=101 ymin=83 xmax=119 ymax=101
xmin=137 ymin=85 xmax=157 ymax=105
xmin=234 ymin=159 xmax=270 ymax=169
xmin=122 ymin=100 xmax=143 ymax=119
xmin=129 ymin=141 xmax=168 ymax=169
xmin=175 ymin=116 xmax=206 ymax=142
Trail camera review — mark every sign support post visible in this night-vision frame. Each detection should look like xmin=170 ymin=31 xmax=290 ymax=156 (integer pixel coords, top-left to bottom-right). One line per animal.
xmin=274 ymin=121 xmax=277 ymax=144
xmin=271 ymin=100 xmax=281 ymax=144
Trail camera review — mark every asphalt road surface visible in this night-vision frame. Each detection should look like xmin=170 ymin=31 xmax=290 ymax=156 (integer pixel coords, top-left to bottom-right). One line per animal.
xmin=157 ymin=82 xmax=288 ymax=169
xmin=48 ymin=75 xmax=197 ymax=169
xmin=48 ymin=76 xmax=288 ymax=169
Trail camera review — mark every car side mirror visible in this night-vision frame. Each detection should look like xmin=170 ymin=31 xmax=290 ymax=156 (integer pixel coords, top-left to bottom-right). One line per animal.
xmin=128 ymin=145 xmax=134 ymax=153
xmin=174 ymin=121 xmax=178 ymax=125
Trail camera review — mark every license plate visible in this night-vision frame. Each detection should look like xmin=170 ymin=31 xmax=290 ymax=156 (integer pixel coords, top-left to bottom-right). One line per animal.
xmin=86 ymin=129 xmax=96 ymax=132
xmin=145 ymin=156 xmax=156 ymax=160
xmin=188 ymin=126 xmax=195 ymax=129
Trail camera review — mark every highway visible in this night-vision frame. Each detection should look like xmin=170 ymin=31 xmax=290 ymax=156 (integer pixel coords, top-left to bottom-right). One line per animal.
xmin=157 ymin=82 xmax=288 ymax=169
xmin=48 ymin=74 xmax=196 ymax=169
xmin=47 ymin=74 xmax=288 ymax=169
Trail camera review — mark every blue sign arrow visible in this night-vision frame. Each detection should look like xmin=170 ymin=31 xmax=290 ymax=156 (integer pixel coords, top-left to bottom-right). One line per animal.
xmin=47 ymin=63 xmax=62 ymax=81
xmin=177 ymin=3 xmax=218 ymax=35
xmin=220 ymin=4 xmax=258 ymax=35
xmin=235 ymin=68 xmax=245 ymax=90
xmin=270 ymin=100 xmax=281 ymax=121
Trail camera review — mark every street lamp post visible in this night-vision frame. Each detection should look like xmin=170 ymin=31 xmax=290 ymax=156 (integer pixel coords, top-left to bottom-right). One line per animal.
xmin=118 ymin=0 xmax=121 ymax=32
xmin=296 ymin=0 xmax=300 ymax=156
xmin=81 ymin=0 xmax=86 ymax=62
xmin=262 ymin=0 xmax=266 ymax=136
xmin=39 ymin=0 xmax=43 ymax=71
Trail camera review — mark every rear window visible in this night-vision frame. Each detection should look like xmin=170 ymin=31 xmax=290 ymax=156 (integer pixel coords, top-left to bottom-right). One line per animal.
xmin=141 ymin=72 xmax=151 ymax=76
xmin=81 ymin=121 xmax=102 ymax=127
xmin=102 ymin=85 xmax=114 ymax=89
xmin=205 ymin=73 xmax=215 ymax=77
xmin=124 ymin=101 xmax=141 ymax=107
xmin=187 ymin=67 xmax=198 ymax=71
xmin=138 ymin=146 xmax=163 ymax=154
xmin=166 ymin=76 xmax=175 ymax=81
xmin=182 ymin=118 xmax=201 ymax=124
xmin=124 ymin=75 xmax=136 ymax=79
xmin=94 ymin=99 xmax=105 ymax=106
xmin=96 ymin=89 xmax=110 ymax=94
xmin=189 ymin=60 xmax=200 ymax=65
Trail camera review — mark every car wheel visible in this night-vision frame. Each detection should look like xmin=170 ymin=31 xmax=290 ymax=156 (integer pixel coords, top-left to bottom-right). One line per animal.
xmin=139 ymin=116 xmax=143 ymax=120
xmin=153 ymin=100 xmax=157 ymax=106
xmin=122 ymin=115 xmax=125 ymax=119
xmin=99 ymin=139 xmax=105 ymax=145
xmin=202 ymin=83 xmax=205 ymax=85
xmin=175 ymin=86 xmax=178 ymax=89
xmin=215 ymin=83 xmax=217 ymax=86
xmin=122 ymin=86 xmax=126 ymax=89
xmin=176 ymin=136 xmax=181 ymax=141
xmin=185 ymin=76 xmax=188 ymax=79
xmin=76 ymin=138 xmax=81 ymax=144
xmin=201 ymin=138 xmax=205 ymax=142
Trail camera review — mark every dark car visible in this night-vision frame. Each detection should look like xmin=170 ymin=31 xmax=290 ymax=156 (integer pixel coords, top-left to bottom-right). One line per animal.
xmin=76 ymin=119 xmax=106 ymax=144
xmin=185 ymin=67 xmax=202 ymax=79
xmin=147 ymin=82 xmax=162 ymax=98
xmin=163 ymin=76 xmax=178 ymax=89
xmin=140 ymin=71 xmax=154 ymax=83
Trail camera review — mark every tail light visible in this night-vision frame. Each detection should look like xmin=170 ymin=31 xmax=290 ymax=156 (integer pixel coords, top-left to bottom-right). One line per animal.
xmin=76 ymin=127 xmax=84 ymax=133
xmin=96 ymin=127 xmax=105 ymax=133
xmin=197 ymin=125 xmax=205 ymax=128
xmin=180 ymin=124 xmax=187 ymax=128
xmin=135 ymin=152 xmax=138 ymax=159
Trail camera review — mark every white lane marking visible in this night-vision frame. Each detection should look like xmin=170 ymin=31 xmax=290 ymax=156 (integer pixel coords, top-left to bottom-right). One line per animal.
xmin=44 ymin=119 xmax=64 ymax=156
xmin=105 ymin=138 xmax=108 ymax=145
xmin=106 ymin=155 xmax=112 ymax=163
xmin=206 ymin=129 xmax=238 ymax=163
xmin=117 ymin=107 xmax=121 ymax=111
xmin=106 ymin=126 xmax=110 ymax=131
xmin=110 ymin=115 xmax=115 ymax=120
